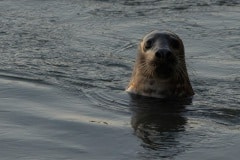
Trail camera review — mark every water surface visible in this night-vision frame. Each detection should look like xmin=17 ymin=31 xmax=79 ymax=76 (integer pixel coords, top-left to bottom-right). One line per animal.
xmin=0 ymin=0 xmax=240 ymax=159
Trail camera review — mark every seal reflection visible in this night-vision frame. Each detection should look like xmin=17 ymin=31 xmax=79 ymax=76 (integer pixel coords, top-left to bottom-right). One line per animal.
xmin=130 ymin=95 xmax=191 ymax=158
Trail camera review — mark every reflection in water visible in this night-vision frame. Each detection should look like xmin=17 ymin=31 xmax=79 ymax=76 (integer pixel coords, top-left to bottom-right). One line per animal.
xmin=129 ymin=95 xmax=191 ymax=158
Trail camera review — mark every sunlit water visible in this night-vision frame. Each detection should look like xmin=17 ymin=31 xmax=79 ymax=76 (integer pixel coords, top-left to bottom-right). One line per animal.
xmin=0 ymin=0 xmax=240 ymax=159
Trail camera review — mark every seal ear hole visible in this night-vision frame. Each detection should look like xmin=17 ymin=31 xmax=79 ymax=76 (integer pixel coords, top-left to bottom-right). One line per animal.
xmin=171 ymin=38 xmax=180 ymax=49
xmin=144 ymin=39 xmax=154 ymax=50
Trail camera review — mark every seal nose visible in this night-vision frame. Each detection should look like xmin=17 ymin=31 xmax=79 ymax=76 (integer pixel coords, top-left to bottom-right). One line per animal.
xmin=155 ymin=49 xmax=173 ymax=60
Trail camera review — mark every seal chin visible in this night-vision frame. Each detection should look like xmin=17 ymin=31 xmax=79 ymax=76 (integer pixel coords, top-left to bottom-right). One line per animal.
xmin=155 ymin=64 xmax=175 ymax=79
xmin=149 ymin=58 xmax=176 ymax=79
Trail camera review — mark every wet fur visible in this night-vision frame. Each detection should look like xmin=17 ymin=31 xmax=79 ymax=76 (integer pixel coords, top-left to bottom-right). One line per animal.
xmin=126 ymin=30 xmax=194 ymax=99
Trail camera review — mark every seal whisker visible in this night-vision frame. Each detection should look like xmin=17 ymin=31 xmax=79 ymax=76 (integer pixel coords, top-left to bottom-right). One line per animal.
xmin=138 ymin=61 xmax=155 ymax=78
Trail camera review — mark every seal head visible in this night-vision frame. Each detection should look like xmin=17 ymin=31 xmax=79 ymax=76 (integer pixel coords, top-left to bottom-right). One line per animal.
xmin=126 ymin=30 xmax=194 ymax=99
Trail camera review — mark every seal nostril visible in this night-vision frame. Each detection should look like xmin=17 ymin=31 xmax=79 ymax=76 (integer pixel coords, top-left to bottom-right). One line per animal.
xmin=165 ymin=50 xmax=173 ymax=59
xmin=155 ymin=50 xmax=163 ymax=59
xmin=155 ymin=49 xmax=172 ymax=59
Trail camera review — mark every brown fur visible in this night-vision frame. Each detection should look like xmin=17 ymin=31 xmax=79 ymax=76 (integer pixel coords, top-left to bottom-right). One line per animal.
xmin=126 ymin=30 xmax=194 ymax=99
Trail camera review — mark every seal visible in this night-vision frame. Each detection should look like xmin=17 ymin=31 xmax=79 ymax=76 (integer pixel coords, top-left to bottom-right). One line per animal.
xmin=126 ymin=30 xmax=194 ymax=99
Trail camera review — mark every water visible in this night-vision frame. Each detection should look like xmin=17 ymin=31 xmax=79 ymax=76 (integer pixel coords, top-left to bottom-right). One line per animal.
xmin=0 ymin=0 xmax=240 ymax=159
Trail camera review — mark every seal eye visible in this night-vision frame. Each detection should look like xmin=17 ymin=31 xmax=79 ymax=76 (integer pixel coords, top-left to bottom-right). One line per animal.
xmin=171 ymin=39 xmax=180 ymax=49
xmin=145 ymin=39 xmax=153 ymax=50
